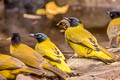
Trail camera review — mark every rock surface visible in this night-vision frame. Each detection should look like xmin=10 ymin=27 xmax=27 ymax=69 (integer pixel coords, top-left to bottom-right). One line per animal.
xmin=67 ymin=58 xmax=120 ymax=80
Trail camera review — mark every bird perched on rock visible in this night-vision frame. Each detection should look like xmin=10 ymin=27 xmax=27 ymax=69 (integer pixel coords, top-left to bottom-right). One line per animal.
xmin=0 ymin=53 xmax=43 ymax=79
xmin=10 ymin=33 xmax=69 ymax=80
xmin=107 ymin=11 xmax=120 ymax=48
xmin=56 ymin=17 xmax=118 ymax=65
xmin=29 ymin=33 xmax=74 ymax=76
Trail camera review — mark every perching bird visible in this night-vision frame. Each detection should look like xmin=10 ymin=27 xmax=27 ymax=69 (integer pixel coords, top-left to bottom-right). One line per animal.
xmin=10 ymin=33 xmax=69 ymax=79
xmin=29 ymin=33 xmax=74 ymax=76
xmin=107 ymin=11 xmax=120 ymax=48
xmin=0 ymin=53 xmax=43 ymax=79
xmin=56 ymin=17 xmax=118 ymax=65
xmin=36 ymin=1 xmax=69 ymax=19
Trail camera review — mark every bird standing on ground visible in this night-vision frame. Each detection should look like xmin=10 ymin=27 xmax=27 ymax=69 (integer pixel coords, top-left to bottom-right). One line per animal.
xmin=10 ymin=33 xmax=69 ymax=79
xmin=56 ymin=17 xmax=118 ymax=65
xmin=29 ymin=33 xmax=74 ymax=76
xmin=0 ymin=53 xmax=43 ymax=79
xmin=107 ymin=11 xmax=120 ymax=48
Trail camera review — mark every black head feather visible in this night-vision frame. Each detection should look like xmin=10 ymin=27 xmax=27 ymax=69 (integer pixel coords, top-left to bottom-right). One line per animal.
xmin=11 ymin=33 xmax=21 ymax=45
xmin=30 ymin=33 xmax=48 ymax=43
xmin=64 ymin=17 xmax=81 ymax=27
xmin=107 ymin=11 xmax=120 ymax=19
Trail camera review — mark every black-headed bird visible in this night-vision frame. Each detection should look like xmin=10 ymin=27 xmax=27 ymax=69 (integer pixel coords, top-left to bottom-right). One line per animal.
xmin=107 ymin=11 xmax=120 ymax=48
xmin=29 ymin=33 xmax=74 ymax=76
xmin=10 ymin=33 xmax=69 ymax=79
xmin=0 ymin=53 xmax=43 ymax=79
xmin=56 ymin=17 xmax=118 ymax=65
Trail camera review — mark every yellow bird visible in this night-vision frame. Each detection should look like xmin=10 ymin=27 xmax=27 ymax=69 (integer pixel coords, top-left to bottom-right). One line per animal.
xmin=29 ymin=33 xmax=74 ymax=76
xmin=36 ymin=1 xmax=69 ymax=19
xmin=10 ymin=33 xmax=69 ymax=79
xmin=107 ymin=11 xmax=120 ymax=48
xmin=0 ymin=54 xmax=43 ymax=79
xmin=56 ymin=17 xmax=118 ymax=64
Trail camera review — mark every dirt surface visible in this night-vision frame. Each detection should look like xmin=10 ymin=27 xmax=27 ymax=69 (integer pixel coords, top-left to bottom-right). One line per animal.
xmin=67 ymin=58 xmax=120 ymax=80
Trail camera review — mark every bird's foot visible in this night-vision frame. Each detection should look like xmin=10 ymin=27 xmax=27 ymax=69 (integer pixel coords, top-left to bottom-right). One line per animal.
xmin=68 ymin=56 xmax=80 ymax=60
xmin=68 ymin=73 xmax=76 ymax=77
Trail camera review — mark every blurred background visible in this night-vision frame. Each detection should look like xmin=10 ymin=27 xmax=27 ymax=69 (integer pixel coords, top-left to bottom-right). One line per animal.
xmin=0 ymin=0 xmax=120 ymax=54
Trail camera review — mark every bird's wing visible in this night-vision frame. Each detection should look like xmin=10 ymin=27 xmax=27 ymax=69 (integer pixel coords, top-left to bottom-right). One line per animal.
xmin=54 ymin=48 xmax=65 ymax=60
xmin=12 ymin=51 xmax=44 ymax=68
xmin=43 ymin=53 xmax=61 ymax=63
xmin=67 ymin=29 xmax=100 ymax=51
xmin=50 ymin=43 xmax=65 ymax=60
xmin=0 ymin=54 xmax=25 ymax=70
xmin=36 ymin=47 xmax=61 ymax=63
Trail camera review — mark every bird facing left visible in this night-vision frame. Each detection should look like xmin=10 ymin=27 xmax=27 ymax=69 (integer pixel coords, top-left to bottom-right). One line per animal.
xmin=10 ymin=33 xmax=69 ymax=80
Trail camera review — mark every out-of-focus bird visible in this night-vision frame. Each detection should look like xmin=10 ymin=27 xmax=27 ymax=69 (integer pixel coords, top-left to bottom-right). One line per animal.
xmin=0 ymin=53 xmax=43 ymax=79
xmin=56 ymin=17 xmax=118 ymax=65
xmin=107 ymin=11 xmax=120 ymax=48
xmin=10 ymin=33 xmax=69 ymax=79
xmin=36 ymin=1 xmax=69 ymax=19
xmin=29 ymin=33 xmax=74 ymax=76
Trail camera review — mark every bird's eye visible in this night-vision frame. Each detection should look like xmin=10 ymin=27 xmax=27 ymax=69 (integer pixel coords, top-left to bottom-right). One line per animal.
xmin=110 ymin=14 xmax=113 ymax=16
xmin=60 ymin=22 xmax=66 ymax=26
xmin=39 ymin=35 xmax=42 ymax=37
xmin=60 ymin=22 xmax=64 ymax=25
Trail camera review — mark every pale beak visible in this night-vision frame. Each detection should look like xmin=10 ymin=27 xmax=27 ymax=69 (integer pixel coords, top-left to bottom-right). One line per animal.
xmin=29 ymin=34 xmax=35 ymax=37
xmin=107 ymin=11 xmax=110 ymax=15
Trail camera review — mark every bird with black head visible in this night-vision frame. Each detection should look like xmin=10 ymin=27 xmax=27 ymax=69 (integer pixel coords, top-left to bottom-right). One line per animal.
xmin=57 ymin=17 xmax=118 ymax=65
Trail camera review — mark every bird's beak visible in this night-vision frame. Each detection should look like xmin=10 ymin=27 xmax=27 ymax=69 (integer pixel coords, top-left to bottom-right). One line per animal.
xmin=56 ymin=20 xmax=67 ymax=33
xmin=56 ymin=23 xmax=60 ymax=27
xmin=29 ymin=34 xmax=35 ymax=37
xmin=107 ymin=11 xmax=110 ymax=15
xmin=56 ymin=19 xmax=68 ymax=28
xmin=56 ymin=17 xmax=70 ymax=28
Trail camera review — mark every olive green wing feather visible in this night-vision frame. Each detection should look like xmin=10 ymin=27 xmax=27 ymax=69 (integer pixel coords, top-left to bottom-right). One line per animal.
xmin=0 ymin=54 xmax=25 ymax=70
xmin=36 ymin=48 xmax=61 ymax=63
xmin=67 ymin=29 xmax=100 ymax=51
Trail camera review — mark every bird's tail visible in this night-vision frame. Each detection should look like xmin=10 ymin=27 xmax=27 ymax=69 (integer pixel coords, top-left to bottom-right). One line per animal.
xmin=55 ymin=59 xmax=72 ymax=74
xmin=12 ymin=66 xmax=45 ymax=76
xmin=92 ymin=50 xmax=117 ymax=64
xmin=42 ymin=63 xmax=69 ymax=80
xmin=99 ymin=45 xmax=117 ymax=59
xmin=93 ymin=45 xmax=119 ymax=64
